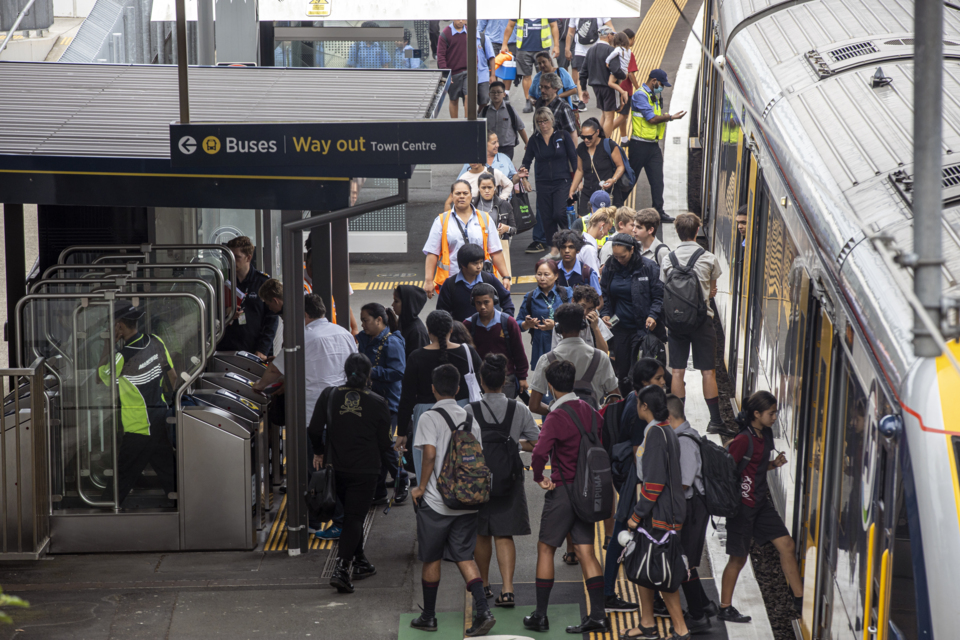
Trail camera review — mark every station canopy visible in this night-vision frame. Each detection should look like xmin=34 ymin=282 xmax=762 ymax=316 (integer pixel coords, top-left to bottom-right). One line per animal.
xmin=151 ymin=0 xmax=641 ymax=22
xmin=0 ymin=61 xmax=462 ymax=210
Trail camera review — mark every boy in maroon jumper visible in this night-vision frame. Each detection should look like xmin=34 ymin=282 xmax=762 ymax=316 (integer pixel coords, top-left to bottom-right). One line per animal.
xmin=525 ymin=360 xmax=610 ymax=635
xmin=462 ymin=283 xmax=529 ymax=398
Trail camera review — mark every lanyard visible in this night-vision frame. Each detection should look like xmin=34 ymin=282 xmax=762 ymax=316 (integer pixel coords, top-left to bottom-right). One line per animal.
xmin=452 ymin=210 xmax=473 ymax=245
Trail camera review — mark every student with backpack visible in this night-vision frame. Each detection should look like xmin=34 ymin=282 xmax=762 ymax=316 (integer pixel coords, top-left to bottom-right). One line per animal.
xmin=622 ymin=385 xmax=690 ymax=639
xmin=665 ymin=394 xmax=718 ymax=633
xmin=467 ymin=354 xmax=540 ymax=607
xmin=527 ymin=303 xmax=619 ymax=416
xmin=526 ymin=360 xmax=612 ymax=634
xmin=516 ymin=258 xmax=573 ymax=368
xmin=550 ymin=285 xmax=612 ymax=353
xmin=600 ymin=233 xmax=665 ymax=386
xmin=553 ymin=229 xmax=603 ymax=297
xmin=462 ymin=283 xmax=529 ymax=399
xmin=634 ymin=208 xmax=670 ymax=257
xmin=410 ymin=364 xmax=497 ymax=637
xmin=718 ymin=391 xmax=803 ymax=623
xmin=658 ymin=213 xmax=730 ymax=436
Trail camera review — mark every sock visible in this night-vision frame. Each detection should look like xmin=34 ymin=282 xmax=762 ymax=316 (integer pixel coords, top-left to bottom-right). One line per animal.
xmin=681 ymin=568 xmax=706 ymax=619
xmin=586 ymin=575 xmax=605 ymax=620
xmin=422 ymin=580 xmax=439 ymax=618
xmin=535 ymin=577 xmax=554 ymax=616
xmin=467 ymin=578 xmax=489 ymax=614
xmin=706 ymin=396 xmax=722 ymax=423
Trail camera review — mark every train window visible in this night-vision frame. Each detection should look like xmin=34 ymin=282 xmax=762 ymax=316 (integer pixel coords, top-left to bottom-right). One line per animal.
xmin=888 ymin=485 xmax=918 ymax=640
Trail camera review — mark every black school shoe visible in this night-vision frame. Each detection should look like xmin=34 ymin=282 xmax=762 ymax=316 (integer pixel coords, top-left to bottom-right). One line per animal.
xmin=525 ymin=241 xmax=547 ymax=253
xmin=717 ymin=605 xmax=752 ymax=623
xmin=329 ymin=558 xmax=354 ymax=594
xmin=567 ymin=616 xmax=610 ymax=634
xmin=410 ymin=613 xmax=437 ymax=632
xmin=685 ymin=613 xmax=711 ymax=634
xmin=523 ymin=612 xmax=550 ymax=632
xmin=351 ymin=552 xmax=376 ymax=581
xmin=605 ymin=594 xmax=639 ymax=612
xmin=465 ymin=610 xmax=496 ymax=637
xmin=653 ymin=597 xmax=671 ymax=618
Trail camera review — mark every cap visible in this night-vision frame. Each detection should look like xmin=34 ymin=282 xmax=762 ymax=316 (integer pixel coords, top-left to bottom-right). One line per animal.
xmin=112 ymin=300 xmax=144 ymax=322
xmin=589 ymin=190 xmax=612 ymax=212
xmin=650 ymin=68 xmax=671 ymax=87
xmin=598 ymin=25 xmax=615 ymax=36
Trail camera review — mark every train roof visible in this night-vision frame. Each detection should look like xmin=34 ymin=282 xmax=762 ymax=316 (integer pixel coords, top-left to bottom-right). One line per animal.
xmin=716 ymin=0 xmax=960 ymax=387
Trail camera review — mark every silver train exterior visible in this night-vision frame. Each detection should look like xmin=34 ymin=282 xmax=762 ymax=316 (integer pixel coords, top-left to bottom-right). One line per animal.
xmin=695 ymin=0 xmax=960 ymax=638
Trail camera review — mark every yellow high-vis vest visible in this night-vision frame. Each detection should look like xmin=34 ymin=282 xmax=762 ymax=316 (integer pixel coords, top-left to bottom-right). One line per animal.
xmin=631 ymin=87 xmax=666 ymax=141
xmin=516 ymin=19 xmax=552 ymax=50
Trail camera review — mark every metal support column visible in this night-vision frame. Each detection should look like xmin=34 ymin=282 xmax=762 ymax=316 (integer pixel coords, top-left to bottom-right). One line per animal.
xmin=467 ymin=0 xmax=477 ymax=120
xmin=913 ymin=0 xmax=943 ymax=357
xmin=310 ymin=224 xmax=332 ymax=321
xmin=330 ymin=219 xmax=350 ymax=331
xmin=281 ymin=182 xmax=407 ymax=555
xmin=197 ymin=0 xmax=215 ymax=65
xmin=174 ymin=0 xmax=190 ymax=123
xmin=4 ymin=204 xmax=26 ymax=388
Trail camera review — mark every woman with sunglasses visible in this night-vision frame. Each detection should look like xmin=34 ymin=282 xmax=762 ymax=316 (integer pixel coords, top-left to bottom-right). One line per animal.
xmin=569 ymin=117 xmax=626 ymax=211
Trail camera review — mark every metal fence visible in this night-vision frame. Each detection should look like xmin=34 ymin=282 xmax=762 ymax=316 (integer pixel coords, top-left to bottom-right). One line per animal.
xmin=0 ymin=358 xmax=50 ymax=559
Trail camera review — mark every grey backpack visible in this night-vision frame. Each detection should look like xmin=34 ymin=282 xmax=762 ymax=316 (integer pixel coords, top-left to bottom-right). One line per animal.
xmin=662 ymin=248 xmax=708 ymax=335
xmin=546 ymin=349 xmax=604 ymax=410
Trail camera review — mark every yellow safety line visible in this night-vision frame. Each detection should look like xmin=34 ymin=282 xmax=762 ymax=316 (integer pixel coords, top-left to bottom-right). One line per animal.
xmin=0 ymin=168 xmax=350 ymax=182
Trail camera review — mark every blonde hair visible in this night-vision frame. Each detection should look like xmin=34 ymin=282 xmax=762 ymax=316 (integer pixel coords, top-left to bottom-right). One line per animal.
xmin=588 ymin=206 xmax=616 ymax=229
xmin=614 ymin=206 xmax=636 ymax=230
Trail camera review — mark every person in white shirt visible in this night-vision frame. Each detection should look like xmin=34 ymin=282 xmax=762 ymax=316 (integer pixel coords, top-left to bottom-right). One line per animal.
xmin=253 ymin=293 xmax=357 ymax=427
xmin=551 ymin=285 xmax=613 ymax=353
xmin=579 ymin=206 xmax=614 ymax=274
xmin=634 ymin=208 xmax=670 ymax=263
xmin=565 ymin=18 xmax=614 ymax=106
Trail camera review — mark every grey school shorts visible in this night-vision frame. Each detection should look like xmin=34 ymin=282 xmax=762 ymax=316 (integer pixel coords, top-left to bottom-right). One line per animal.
xmin=538 ymin=484 xmax=595 ymax=548
xmin=416 ymin=501 xmax=479 ymax=563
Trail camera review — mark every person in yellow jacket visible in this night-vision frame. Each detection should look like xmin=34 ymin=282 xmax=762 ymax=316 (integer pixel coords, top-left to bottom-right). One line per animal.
xmin=627 ymin=69 xmax=686 ymax=229
xmin=501 ymin=19 xmax=560 ymax=114
xmin=422 ymin=179 xmax=513 ymax=298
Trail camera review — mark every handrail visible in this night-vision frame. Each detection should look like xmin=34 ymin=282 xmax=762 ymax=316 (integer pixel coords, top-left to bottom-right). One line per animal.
xmin=40 ymin=263 xmax=226 ymax=343
xmin=0 ymin=0 xmax=38 ymax=56
xmin=57 ymin=244 xmax=237 ymax=325
xmin=13 ymin=292 xmax=206 ymax=512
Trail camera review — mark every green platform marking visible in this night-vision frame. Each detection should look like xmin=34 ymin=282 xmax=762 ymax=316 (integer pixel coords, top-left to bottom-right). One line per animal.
xmin=399 ymin=612 xmax=468 ymax=640
xmin=486 ymin=603 xmax=584 ymax=639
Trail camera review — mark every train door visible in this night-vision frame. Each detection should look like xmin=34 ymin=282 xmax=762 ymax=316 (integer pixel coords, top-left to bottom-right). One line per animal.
xmin=736 ymin=168 xmax=764 ymax=402
xmin=797 ymin=304 xmax=836 ymax=639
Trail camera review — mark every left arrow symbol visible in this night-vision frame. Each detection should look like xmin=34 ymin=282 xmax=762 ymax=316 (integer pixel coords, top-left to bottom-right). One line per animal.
xmin=179 ymin=136 xmax=197 ymax=155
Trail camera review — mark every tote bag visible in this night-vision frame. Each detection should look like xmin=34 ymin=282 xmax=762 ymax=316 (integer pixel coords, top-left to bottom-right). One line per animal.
xmin=462 ymin=344 xmax=483 ymax=402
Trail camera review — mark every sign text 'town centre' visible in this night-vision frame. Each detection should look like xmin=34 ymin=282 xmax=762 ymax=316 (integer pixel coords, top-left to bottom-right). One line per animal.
xmin=169 ymin=121 xmax=486 ymax=169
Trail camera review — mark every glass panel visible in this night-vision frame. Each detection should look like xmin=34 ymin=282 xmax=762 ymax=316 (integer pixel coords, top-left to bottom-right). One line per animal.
xmin=274 ymin=21 xmax=428 ymax=69
xmin=20 ymin=293 xmax=205 ymax=511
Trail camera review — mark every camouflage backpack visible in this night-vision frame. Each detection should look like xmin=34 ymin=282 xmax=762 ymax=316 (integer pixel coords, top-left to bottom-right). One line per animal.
xmin=432 ymin=408 xmax=492 ymax=510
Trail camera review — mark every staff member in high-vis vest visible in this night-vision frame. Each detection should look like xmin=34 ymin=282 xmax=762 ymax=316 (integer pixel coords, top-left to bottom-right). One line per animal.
xmin=423 ymin=179 xmax=512 ymax=299
xmin=628 ymin=69 xmax=686 ymax=228
xmin=501 ymin=18 xmax=559 ymax=114
xmin=97 ymin=301 xmax=179 ymax=506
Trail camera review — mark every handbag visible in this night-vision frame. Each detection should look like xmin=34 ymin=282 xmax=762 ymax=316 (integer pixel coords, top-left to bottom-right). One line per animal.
xmin=620 ymin=425 xmax=689 ymax=593
xmin=512 ymin=184 xmax=536 ymax=232
xmin=461 ymin=344 xmax=483 ymax=402
xmin=305 ymin=392 xmax=339 ymax=522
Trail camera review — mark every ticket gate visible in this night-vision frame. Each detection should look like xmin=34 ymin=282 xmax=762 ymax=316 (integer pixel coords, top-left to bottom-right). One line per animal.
xmin=208 ymin=351 xmax=269 ymax=379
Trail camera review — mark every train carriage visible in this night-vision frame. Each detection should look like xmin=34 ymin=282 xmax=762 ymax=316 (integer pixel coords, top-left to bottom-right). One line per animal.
xmin=694 ymin=0 xmax=960 ymax=638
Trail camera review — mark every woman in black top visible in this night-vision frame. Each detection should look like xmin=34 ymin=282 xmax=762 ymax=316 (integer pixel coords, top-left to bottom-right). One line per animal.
xmin=521 ymin=107 xmax=578 ymax=245
xmin=309 ymin=353 xmax=393 ymax=595
xmin=569 ymin=118 xmax=627 ymax=209
xmin=395 ymin=310 xmax=482 ymax=479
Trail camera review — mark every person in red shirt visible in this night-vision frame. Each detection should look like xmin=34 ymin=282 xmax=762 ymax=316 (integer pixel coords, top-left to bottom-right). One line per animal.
xmin=719 ymin=391 xmax=804 ymax=623
xmin=612 ymin=28 xmax=639 ymax=143
xmin=526 ymin=360 xmax=610 ymax=635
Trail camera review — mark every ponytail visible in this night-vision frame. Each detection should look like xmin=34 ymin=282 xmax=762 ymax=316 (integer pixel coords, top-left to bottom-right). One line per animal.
xmin=361 ymin=302 xmax=399 ymax=334
xmin=426 ymin=310 xmax=454 ymax=364
xmin=385 ymin=307 xmax=400 ymax=333
xmin=343 ymin=353 xmax=372 ymax=389
xmin=736 ymin=390 xmax=778 ymax=430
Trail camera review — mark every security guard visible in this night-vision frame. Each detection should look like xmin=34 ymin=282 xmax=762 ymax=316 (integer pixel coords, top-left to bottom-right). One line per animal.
xmin=216 ymin=235 xmax=279 ymax=359
xmin=501 ymin=18 xmax=560 ymax=113
xmin=628 ymin=69 xmax=687 ymax=228
xmin=98 ymin=301 xmax=179 ymax=506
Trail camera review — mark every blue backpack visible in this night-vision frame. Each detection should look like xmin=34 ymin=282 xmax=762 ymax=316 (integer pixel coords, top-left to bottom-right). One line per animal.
xmin=603 ymin=138 xmax=638 ymax=192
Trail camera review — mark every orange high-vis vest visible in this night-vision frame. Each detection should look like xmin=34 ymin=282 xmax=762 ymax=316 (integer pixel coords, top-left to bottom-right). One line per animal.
xmin=433 ymin=208 xmax=493 ymax=292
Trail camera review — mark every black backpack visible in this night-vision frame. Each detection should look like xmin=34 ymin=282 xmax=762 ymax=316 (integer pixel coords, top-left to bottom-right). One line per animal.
xmin=636 ymin=332 xmax=666 ymax=368
xmin=577 ymin=18 xmax=599 ymax=45
xmin=469 ymin=399 xmax=523 ymax=498
xmin=679 ymin=430 xmax=752 ymax=518
xmin=467 ymin=312 xmax=511 ymax=343
xmin=556 ymin=403 xmax=613 ymax=522
xmin=546 ymin=349 xmax=604 ymax=410
xmin=662 ymin=248 xmax=709 ymax=335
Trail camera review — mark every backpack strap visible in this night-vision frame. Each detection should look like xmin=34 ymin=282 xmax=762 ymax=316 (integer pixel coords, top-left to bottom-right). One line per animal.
xmin=504 ymin=399 xmax=518 ymax=434
xmin=546 ymin=351 xmax=559 ymax=365
xmin=468 ymin=313 xmax=479 ymax=340
xmin=684 ymin=247 xmax=706 ymax=270
xmin=558 ymin=402 xmax=598 ymax=439
xmin=736 ymin=428 xmax=755 ymax=475
xmin=431 ymin=407 xmax=458 ymax=432
xmin=654 ymin=243 xmax=669 ymax=265
xmin=579 ymin=349 xmax=604 ymax=386
xmin=468 ymin=401 xmax=491 ymax=430
xmin=668 ymin=251 xmax=681 ymax=270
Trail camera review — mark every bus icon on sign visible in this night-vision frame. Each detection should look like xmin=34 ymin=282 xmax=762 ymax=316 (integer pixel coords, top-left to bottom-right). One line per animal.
xmin=203 ymin=136 xmax=221 ymax=154
xmin=306 ymin=0 xmax=330 ymax=17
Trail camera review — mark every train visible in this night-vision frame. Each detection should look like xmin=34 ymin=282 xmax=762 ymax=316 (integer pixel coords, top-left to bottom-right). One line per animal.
xmin=693 ymin=0 xmax=960 ymax=638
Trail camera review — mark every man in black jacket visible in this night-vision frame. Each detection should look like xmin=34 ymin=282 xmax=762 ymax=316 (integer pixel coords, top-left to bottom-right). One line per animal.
xmin=216 ymin=236 xmax=279 ymax=359
xmin=582 ymin=26 xmax=624 ymax=139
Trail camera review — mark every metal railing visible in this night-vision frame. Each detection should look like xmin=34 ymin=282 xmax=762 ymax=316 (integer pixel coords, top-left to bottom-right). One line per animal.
xmin=0 ymin=0 xmax=38 ymax=56
xmin=0 ymin=358 xmax=50 ymax=559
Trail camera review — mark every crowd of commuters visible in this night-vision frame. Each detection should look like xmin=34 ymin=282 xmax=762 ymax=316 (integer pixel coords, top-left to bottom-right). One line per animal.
xmin=209 ymin=16 xmax=804 ymax=639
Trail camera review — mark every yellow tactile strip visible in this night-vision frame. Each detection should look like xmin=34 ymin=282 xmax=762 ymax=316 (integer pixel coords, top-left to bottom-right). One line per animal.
xmin=350 ymin=276 xmax=537 ymax=292
xmin=263 ymin=494 xmax=337 ymax=552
